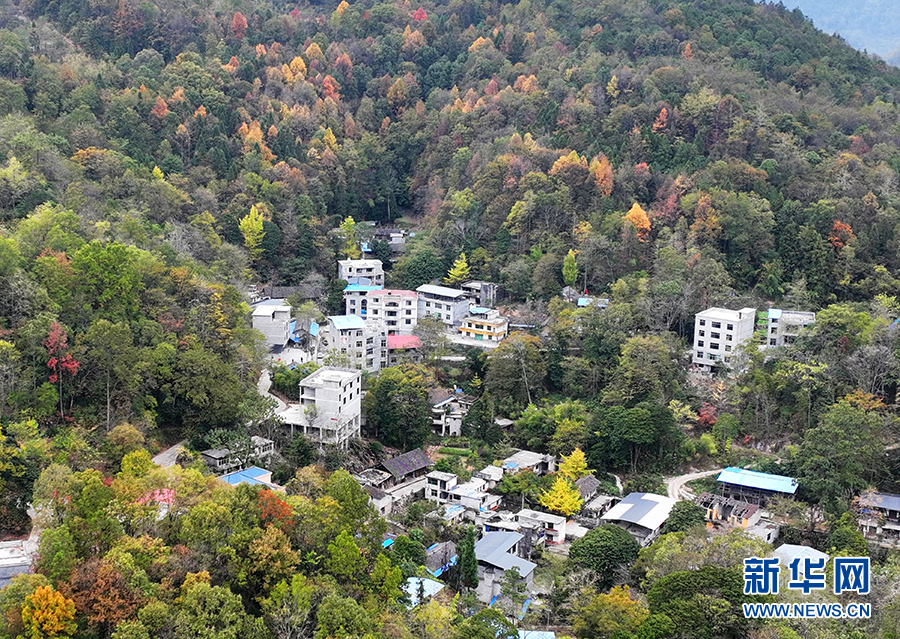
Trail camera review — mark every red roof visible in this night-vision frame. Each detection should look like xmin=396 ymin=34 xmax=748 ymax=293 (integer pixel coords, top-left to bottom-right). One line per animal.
xmin=369 ymin=289 xmax=417 ymax=297
xmin=388 ymin=334 xmax=422 ymax=350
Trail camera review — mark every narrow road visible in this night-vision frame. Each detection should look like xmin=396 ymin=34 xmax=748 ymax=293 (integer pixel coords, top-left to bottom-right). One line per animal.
xmin=152 ymin=440 xmax=187 ymax=467
xmin=257 ymin=369 xmax=287 ymax=413
xmin=665 ymin=468 xmax=723 ymax=501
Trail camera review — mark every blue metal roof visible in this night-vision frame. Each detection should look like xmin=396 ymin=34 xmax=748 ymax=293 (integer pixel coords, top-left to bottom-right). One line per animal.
xmin=328 ymin=315 xmax=367 ymax=331
xmin=577 ymin=297 xmax=593 ymax=307
xmin=382 ymin=538 xmax=394 ymax=548
xmin=470 ymin=306 xmax=492 ymax=314
xmin=521 ymin=632 xmax=556 ymax=639
xmin=768 ymin=308 xmax=783 ymax=319
xmin=717 ymin=467 xmax=798 ymax=494
xmin=344 ymin=283 xmax=383 ymax=292
xmin=361 ymin=242 xmax=371 ymax=252
xmin=289 ymin=319 xmax=296 ymax=333
xmin=309 ymin=321 xmax=319 ymax=336
xmin=220 ymin=466 xmax=271 ymax=487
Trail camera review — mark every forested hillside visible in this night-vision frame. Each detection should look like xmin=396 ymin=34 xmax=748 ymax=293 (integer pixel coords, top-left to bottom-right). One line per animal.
xmin=3 ymin=0 xmax=900 ymax=637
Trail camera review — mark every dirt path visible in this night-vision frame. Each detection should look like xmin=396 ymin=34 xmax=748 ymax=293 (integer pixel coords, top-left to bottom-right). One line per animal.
xmin=665 ymin=468 xmax=723 ymax=501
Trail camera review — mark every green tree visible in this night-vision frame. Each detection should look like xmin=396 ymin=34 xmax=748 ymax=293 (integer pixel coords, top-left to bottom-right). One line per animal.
xmin=458 ymin=525 xmax=478 ymax=589
xmin=661 ymin=501 xmax=707 ymax=534
xmin=325 ymin=530 xmax=365 ymax=582
xmin=173 ymin=579 xmax=264 ymax=639
xmin=484 ymin=333 xmax=546 ymax=409
xmin=314 ymin=595 xmax=373 ymax=639
xmin=562 ymin=249 xmax=578 ymax=287
xmin=362 ymin=365 xmax=433 ymax=450
xmin=80 ymin=319 xmax=136 ymax=432
xmin=569 ymin=524 xmax=641 ymax=590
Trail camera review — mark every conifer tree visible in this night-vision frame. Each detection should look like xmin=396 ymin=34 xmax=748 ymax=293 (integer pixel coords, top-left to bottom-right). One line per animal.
xmin=563 ymin=249 xmax=578 ymax=287
xmin=458 ymin=525 xmax=478 ymax=589
xmin=445 ymin=253 xmax=470 ymax=287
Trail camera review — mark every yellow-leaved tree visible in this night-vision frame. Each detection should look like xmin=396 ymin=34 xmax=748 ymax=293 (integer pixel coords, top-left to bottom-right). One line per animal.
xmin=624 ymin=202 xmax=651 ymax=241
xmin=239 ymin=205 xmax=266 ymax=261
xmin=445 ymin=252 xmax=471 ymax=287
xmin=559 ymin=448 xmax=590 ymax=481
xmin=21 ymin=585 xmax=77 ymax=639
xmin=539 ymin=475 xmax=583 ymax=516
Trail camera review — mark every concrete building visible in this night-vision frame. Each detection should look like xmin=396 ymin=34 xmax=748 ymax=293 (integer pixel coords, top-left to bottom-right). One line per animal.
xmin=319 ymin=315 xmax=387 ymax=373
xmin=281 ymin=367 xmax=361 ymax=448
xmin=717 ymin=467 xmax=798 ymax=505
xmin=461 ymin=280 xmax=503 ymax=307
xmin=425 ymin=471 xmax=502 ymax=513
xmin=858 ymin=491 xmax=900 ymax=542
xmin=416 ymin=284 xmax=471 ymax=327
xmin=459 ymin=307 xmax=509 ymax=343
xmin=766 ymin=309 xmax=816 ymax=347
xmin=387 ymin=334 xmax=422 ymax=365
xmin=516 ymin=509 xmax=567 ymax=544
xmin=600 ymin=492 xmax=677 ymax=546
xmin=474 ymin=531 xmax=537 ymax=603
xmin=365 ymin=289 xmax=418 ymax=333
xmin=373 ymin=227 xmax=407 ymax=254
xmin=579 ymin=494 xmax=620 ymax=525
xmin=337 ymin=259 xmax=384 ymax=285
xmin=200 ymin=436 xmax=275 ymax=473
xmin=501 ymin=450 xmax=556 ymax=476
xmin=574 ymin=475 xmax=602 ymax=501
xmin=474 ymin=465 xmax=504 ymax=490
xmin=252 ymin=301 xmax=292 ymax=349
xmin=430 ymin=389 xmax=476 ymax=437
xmin=343 ymin=283 xmax=383 ymax=316
xmin=426 ymin=541 xmax=458 ymax=578
xmin=695 ymin=492 xmax=761 ymax=528
xmin=692 ymin=307 xmax=757 ymax=371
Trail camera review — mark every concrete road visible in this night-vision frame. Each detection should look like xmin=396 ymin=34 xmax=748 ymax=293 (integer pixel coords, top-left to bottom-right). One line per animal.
xmin=665 ymin=468 xmax=723 ymax=501
xmin=152 ymin=440 xmax=187 ymax=467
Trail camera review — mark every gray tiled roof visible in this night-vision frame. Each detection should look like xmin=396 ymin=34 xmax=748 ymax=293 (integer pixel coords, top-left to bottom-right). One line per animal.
xmin=381 ymin=449 xmax=433 ymax=479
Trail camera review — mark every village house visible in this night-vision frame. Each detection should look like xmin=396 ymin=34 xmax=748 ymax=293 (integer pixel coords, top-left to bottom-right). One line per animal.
xmin=337 ymin=258 xmax=384 ymax=286
xmin=416 ymin=284 xmax=471 ymax=327
xmin=425 ymin=541 xmax=458 ymax=578
xmin=365 ymin=289 xmax=419 ymax=334
xmin=425 ymin=471 xmax=502 ymax=513
xmin=501 ymin=450 xmax=556 ymax=476
xmin=600 ymin=492 xmax=677 ymax=547
xmin=387 ymin=334 xmax=422 ymax=366
xmin=280 ymin=367 xmax=361 ymax=448
xmin=858 ymin=491 xmax=900 ymax=542
xmin=717 ymin=467 xmax=798 ymax=505
xmin=459 ymin=307 xmax=509 ymax=343
xmin=429 ymin=389 xmax=476 ymax=437
xmin=251 ymin=300 xmax=292 ymax=349
xmin=315 ymin=315 xmax=387 ymax=373
xmin=200 ymin=436 xmax=275 ymax=473
xmin=474 ymin=531 xmax=537 ymax=604
xmin=461 ymin=280 xmax=504 ymax=307
xmin=692 ymin=307 xmax=757 ymax=371
xmin=343 ymin=283 xmax=383 ymax=316
xmin=765 ymin=308 xmax=816 ymax=347
xmin=474 ymin=465 xmax=504 ymax=490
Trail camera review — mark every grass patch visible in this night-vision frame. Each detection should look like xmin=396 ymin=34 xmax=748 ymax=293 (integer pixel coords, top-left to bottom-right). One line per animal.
xmin=438 ymin=447 xmax=471 ymax=456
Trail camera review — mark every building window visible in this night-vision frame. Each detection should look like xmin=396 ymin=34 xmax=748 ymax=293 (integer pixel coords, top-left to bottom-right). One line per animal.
xmin=699 ymin=330 xmax=705 ymax=337
xmin=697 ymin=351 xmax=704 ymax=358
xmin=699 ymin=319 xmax=706 ymax=326
xmin=726 ymin=335 xmax=732 ymax=341
xmin=697 ymin=340 xmax=704 ymax=347
xmin=405 ymin=319 xmax=411 ymax=325
xmin=711 ymin=332 xmax=720 ymax=339
xmin=771 ymin=318 xmax=779 ymax=324
xmin=726 ymin=323 xmax=734 ymax=330
xmin=725 ymin=345 xmax=732 ymax=352
xmin=711 ymin=321 xmax=721 ymax=329
xmin=711 ymin=343 xmax=719 ymax=350
xmin=770 ymin=327 xmax=777 ymax=334
xmin=425 ymin=302 xmax=431 ymax=307
xmin=769 ymin=338 xmax=777 ymax=345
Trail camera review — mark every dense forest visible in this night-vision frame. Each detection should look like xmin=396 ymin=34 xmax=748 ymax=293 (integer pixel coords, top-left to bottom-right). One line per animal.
xmin=3 ymin=0 xmax=900 ymax=636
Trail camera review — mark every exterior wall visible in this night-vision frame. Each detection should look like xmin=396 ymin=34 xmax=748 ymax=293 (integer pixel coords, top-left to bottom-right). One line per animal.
xmin=475 ymin=565 xmax=534 ymax=604
xmin=460 ymin=317 xmax=508 ymax=341
xmin=766 ymin=310 xmax=816 ymax=347
xmin=416 ymin=290 xmax=470 ymax=327
xmin=692 ymin=308 xmax=756 ymax=370
xmin=320 ymin=320 xmax=387 ymax=373
xmin=296 ymin=368 xmax=362 ymax=449
xmin=337 ymin=260 xmax=384 ymax=286
xmin=252 ymin=306 xmax=291 ymax=348
xmin=368 ymin=292 xmax=418 ymax=334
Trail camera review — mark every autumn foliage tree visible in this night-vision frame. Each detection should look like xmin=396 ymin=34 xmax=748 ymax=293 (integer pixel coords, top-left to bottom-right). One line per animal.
xmin=231 ymin=12 xmax=247 ymax=38
xmin=44 ymin=322 xmax=79 ymax=419
xmin=624 ymin=203 xmax=651 ymax=241
xmin=539 ymin=475 xmax=583 ymax=516
xmin=20 ymin=585 xmax=77 ymax=639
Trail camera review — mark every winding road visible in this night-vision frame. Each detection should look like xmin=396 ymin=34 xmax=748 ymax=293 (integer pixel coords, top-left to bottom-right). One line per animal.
xmin=665 ymin=468 xmax=723 ymax=501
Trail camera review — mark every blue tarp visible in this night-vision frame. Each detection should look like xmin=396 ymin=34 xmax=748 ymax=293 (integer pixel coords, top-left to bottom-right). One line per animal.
xmin=328 ymin=315 xmax=367 ymax=331
xmin=309 ymin=321 xmax=319 ymax=336
xmin=403 ymin=578 xmax=445 ymax=608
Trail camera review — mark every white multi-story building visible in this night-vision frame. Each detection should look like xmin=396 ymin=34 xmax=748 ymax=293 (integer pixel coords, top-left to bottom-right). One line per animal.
xmin=416 ymin=284 xmax=470 ymax=327
xmin=459 ymin=307 xmax=508 ymax=343
xmin=318 ymin=315 xmax=387 ymax=373
xmin=424 ymin=471 xmax=502 ymax=513
xmin=281 ymin=367 xmax=362 ymax=449
xmin=692 ymin=307 xmax=757 ymax=371
xmin=765 ymin=309 xmax=816 ymax=347
xmin=337 ymin=259 xmax=384 ymax=286
xmin=343 ymin=283 xmax=383 ymax=316
xmin=365 ymin=289 xmax=418 ymax=334
xmin=251 ymin=301 xmax=292 ymax=348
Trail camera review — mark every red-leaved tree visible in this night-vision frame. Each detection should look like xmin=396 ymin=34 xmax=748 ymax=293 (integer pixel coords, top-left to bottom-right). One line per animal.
xmin=44 ymin=322 xmax=79 ymax=419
